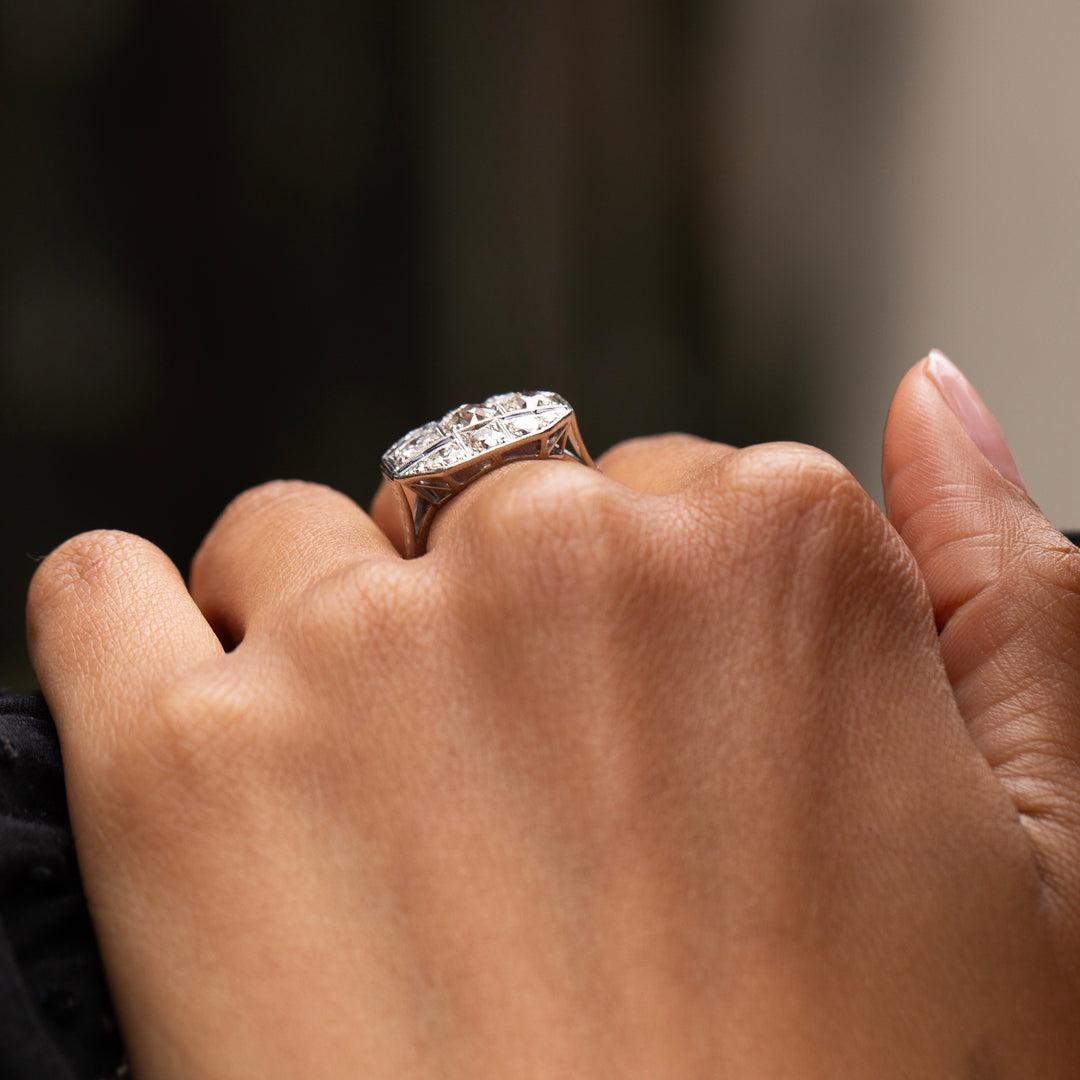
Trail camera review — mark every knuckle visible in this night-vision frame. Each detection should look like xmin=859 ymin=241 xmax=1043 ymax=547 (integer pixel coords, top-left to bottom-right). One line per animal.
xmin=285 ymin=558 xmax=428 ymax=666
xmin=454 ymin=470 xmax=656 ymax=637
xmin=210 ymin=480 xmax=342 ymax=541
xmin=701 ymin=443 xmax=881 ymax=555
xmin=599 ymin=431 xmax=713 ymax=469
xmin=237 ymin=477 xmax=326 ymax=509
xmin=209 ymin=479 xmax=333 ymax=534
xmin=734 ymin=442 xmax=865 ymax=524
xmin=677 ymin=442 xmax=922 ymax=622
xmin=191 ymin=480 xmax=337 ymax=583
xmin=105 ymin=658 xmax=274 ymax=827
xmin=93 ymin=661 xmax=243 ymax=827
xmin=29 ymin=529 xmax=155 ymax=615
xmin=472 ymin=466 xmax=637 ymax=576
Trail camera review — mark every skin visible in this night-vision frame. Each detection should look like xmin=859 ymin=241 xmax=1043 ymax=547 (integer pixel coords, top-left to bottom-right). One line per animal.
xmin=25 ymin=358 xmax=1080 ymax=1078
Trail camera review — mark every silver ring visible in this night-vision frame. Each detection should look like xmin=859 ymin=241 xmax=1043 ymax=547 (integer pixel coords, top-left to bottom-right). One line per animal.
xmin=381 ymin=391 xmax=596 ymax=557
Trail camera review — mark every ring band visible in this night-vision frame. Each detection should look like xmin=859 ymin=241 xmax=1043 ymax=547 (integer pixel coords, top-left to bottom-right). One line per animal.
xmin=381 ymin=391 xmax=596 ymax=557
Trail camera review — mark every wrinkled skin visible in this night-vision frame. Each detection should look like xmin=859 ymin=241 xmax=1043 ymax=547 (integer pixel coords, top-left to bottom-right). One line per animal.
xmin=26 ymin=360 xmax=1080 ymax=1078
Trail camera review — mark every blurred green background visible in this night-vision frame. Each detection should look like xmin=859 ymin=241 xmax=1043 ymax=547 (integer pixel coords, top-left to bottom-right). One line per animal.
xmin=3 ymin=1 xmax=1079 ymax=686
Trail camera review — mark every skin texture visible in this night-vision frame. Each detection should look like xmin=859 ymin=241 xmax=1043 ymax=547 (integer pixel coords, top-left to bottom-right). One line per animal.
xmin=25 ymin=358 xmax=1080 ymax=1078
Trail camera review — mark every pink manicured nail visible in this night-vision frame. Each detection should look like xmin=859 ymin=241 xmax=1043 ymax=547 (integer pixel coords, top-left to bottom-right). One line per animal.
xmin=924 ymin=349 xmax=1026 ymax=491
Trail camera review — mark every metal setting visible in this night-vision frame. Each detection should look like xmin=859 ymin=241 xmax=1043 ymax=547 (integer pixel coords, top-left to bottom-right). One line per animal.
xmin=381 ymin=391 xmax=595 ymax=557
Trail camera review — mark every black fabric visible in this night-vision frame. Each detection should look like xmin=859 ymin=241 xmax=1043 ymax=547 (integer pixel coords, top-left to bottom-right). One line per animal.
xmin=1 ymin=531 xmax=1078 ymax=1077
xmin=0 ymin=692 xmax=125 ymax=1080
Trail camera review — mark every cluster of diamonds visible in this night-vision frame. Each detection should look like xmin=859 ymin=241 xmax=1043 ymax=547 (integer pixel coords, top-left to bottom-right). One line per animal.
xmin=382 ymin=391 xmax=572 ymax=479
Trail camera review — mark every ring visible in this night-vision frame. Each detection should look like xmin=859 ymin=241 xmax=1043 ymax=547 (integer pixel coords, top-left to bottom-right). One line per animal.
xmin=381 ymin=391 xmax=596 ymax=557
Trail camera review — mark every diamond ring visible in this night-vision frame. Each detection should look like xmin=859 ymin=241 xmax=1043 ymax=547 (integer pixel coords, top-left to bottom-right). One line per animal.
xmin=381 ymin=391 xmax=596 ymax=557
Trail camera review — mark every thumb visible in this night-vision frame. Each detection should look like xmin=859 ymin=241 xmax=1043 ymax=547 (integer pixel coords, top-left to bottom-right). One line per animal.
xmin=883 ymin=351 xmax=1080 ymax=914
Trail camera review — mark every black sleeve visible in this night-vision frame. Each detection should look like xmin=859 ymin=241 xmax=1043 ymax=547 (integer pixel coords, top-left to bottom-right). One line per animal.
xmin=0 ymin=691 xmax=126 ymax=1080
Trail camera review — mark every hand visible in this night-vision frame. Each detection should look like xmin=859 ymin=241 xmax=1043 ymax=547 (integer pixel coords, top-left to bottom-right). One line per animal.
xmin=27 ymin=356 xmax=1080 ymax=1078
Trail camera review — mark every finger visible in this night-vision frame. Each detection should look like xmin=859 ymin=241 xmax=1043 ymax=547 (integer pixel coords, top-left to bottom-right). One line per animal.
xmin=190 ymin=480 xmax=398 ymax=646
xmin=596 ymin=433 xmax=738 ymax=495
xmin=882 ymin=351 xmax=1080 ymax=906
xmin=371 ymin=455 xmax=618 ymax=558
xmin=368 ymin=434 xmax=741 ymax=557
xmin=27 ymin=530 xmax=224 ymax=753
xmin=370 ymin=477 xmax=407 ymax=556
xmin=422 ymin=454 xmax=617 ymax=557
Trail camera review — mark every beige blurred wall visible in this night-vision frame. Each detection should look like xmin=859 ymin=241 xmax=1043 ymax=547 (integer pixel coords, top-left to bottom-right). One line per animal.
xmin=717 ymin=1 xmax=1080 ymax=527
xmin=889 ymin=2 xmax=1080 ymax=528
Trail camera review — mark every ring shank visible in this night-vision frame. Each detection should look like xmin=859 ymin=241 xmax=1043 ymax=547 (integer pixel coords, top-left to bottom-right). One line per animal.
xmin=388 ymin=409 xmax=594 ymax=557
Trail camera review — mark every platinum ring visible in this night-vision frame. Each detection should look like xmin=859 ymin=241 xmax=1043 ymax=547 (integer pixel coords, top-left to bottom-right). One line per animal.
xmin=381 ymin=391 xmax=596 ymax=557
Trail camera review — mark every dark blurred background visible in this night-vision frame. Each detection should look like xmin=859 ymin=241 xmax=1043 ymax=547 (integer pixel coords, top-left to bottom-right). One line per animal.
xmin=3 ymin=1 xmax=1078 ymax=685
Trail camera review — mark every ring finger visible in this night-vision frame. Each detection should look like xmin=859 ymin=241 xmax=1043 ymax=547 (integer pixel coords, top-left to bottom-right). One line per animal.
xmin=369 ymin=430 xmax=740 ymax=555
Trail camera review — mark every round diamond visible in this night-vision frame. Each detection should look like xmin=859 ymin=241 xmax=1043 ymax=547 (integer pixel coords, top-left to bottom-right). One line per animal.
xmin=485 ymin=390 xmax=569 ymax=416
xmin=505 ymin=407 xmax=564 ymax=436
xmin=484 ymin=392 xmax=527 ymax=414
xmin=382 ymin=422 xmax=447 ymax=474
xmin=460 ymin=421 xmax=509 ymax=451
xmin=442 ymin=403 xmax=497 ymax=430
xmin=502 ymin=411 xmax=546 ymax=436
xmin=387 ymin=394 xmax=574 ymax=479
xmin=402 ymin=436 xmax=472 ymax=476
